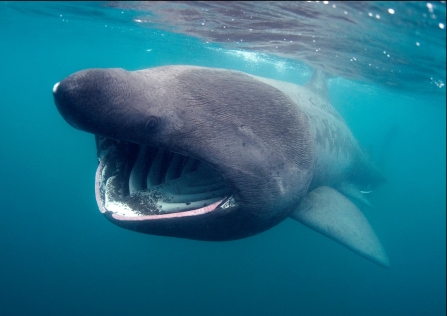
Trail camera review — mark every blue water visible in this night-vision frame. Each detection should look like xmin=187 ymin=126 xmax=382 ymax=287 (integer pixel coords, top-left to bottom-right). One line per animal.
xmin=0 ymin=2 xmax=445 ymax=315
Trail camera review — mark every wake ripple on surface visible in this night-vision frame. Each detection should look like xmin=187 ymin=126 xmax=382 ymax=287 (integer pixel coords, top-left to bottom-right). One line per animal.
xmin=111 ymin=1 xmax=446 ymax=96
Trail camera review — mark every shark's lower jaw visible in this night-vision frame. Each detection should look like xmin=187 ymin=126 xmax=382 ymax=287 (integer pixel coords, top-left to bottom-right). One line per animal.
xmin=94 ymin=136 xmax=232 ymax=219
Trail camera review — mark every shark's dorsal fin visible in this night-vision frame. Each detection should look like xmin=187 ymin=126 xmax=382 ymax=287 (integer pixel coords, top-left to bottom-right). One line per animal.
xmin=304 ymin=69 xmax=329 ymax=100
xmin=290 ymin=186 xmax=390 ymax=268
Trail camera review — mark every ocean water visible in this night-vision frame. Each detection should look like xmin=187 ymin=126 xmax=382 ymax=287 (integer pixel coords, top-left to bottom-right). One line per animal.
xmin=0 ymin=2 xmax=445 ymax=316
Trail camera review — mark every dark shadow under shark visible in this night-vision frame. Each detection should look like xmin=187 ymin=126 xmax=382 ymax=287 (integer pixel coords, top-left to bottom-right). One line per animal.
xmin=53 ymin=66 xmax=389 ymax=267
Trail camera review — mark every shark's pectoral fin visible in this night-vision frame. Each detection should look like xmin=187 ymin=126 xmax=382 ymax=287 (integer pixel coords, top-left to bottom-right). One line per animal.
xmin=290 ymin=186 xmax=390 ymax=268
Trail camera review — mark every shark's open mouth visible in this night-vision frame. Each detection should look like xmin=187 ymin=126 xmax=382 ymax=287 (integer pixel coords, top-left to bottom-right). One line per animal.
xmin=94 ymin=136 xmax=232 ymax=219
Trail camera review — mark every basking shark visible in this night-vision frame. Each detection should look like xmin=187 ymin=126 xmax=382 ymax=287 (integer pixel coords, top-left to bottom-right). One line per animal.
xmin=53 ymin=66 xmax=390 ymax=267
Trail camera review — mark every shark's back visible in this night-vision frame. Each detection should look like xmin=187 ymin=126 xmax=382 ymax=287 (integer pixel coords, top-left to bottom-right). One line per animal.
xmin=249 ymin=72 xmax=376 ymax=190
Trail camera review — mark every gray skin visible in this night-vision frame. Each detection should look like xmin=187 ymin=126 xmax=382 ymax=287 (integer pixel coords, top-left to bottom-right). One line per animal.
xmin=53 ymin=66 xmax=388 ymax=267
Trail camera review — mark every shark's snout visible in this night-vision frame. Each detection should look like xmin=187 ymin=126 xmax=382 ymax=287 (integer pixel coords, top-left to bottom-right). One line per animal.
xmin=53 ymin=68 xmax=137 ymax=137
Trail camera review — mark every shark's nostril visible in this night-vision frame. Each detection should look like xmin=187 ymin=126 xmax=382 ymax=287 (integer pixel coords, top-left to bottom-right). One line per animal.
xmin=52 ymin=82 xmax=60 ymax=94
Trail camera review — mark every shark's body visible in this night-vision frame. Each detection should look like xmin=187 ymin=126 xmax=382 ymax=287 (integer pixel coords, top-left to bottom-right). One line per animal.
xmin=53 ymin=66 xmax=389 ymax=267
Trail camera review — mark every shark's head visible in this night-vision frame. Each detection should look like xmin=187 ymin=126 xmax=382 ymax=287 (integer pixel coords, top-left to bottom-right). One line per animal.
xmin=53 ymin=66 xmax=314 ymax=240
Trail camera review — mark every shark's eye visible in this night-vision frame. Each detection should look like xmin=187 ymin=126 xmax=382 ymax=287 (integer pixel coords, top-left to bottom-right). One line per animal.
xmin=145 ymin=116 xmax=159 ymax=132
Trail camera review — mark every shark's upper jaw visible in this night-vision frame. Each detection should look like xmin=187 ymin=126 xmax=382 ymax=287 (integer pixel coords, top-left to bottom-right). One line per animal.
xmin=94 ymin=136 xmax=233 ymax=220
